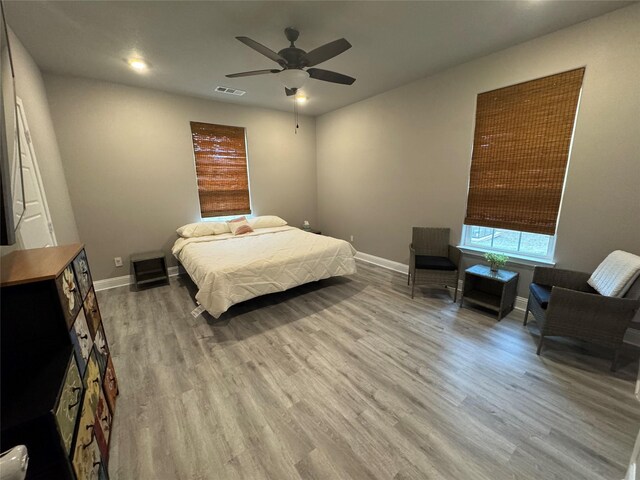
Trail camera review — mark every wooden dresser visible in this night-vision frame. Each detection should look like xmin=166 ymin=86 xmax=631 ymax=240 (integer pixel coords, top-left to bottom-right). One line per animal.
xmin=1 ymin=244 xmax=118 ymax=480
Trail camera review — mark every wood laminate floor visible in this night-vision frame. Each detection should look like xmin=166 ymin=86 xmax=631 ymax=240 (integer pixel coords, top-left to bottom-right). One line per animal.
xmin=98 ymin=260 xmax=640 ymax=480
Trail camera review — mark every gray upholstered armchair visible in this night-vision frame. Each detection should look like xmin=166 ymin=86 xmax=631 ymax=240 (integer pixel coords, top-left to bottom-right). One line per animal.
xmin=408 ymin=227 xmax=461 ymax=302
xmin=524 ymin=266 xmax=640 ymax=371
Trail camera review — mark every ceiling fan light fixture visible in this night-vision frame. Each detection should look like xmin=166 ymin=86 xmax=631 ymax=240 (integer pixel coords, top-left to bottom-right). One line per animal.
xmin=278 ymin=69 xmax=309 ymax=89
xmin=228 ymin=29 xmax=355 ymax=100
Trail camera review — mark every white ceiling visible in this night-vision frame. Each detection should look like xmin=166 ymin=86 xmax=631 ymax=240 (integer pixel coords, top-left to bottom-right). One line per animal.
xmin=5 ymin=1 xmax=633 ymax=116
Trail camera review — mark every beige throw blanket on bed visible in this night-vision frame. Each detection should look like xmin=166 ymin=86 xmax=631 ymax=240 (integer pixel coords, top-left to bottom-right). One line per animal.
xmin=173 ymin=226 xmax=357 ymax=318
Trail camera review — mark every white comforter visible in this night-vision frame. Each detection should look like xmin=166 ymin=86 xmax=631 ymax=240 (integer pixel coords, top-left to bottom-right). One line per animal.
xmin=172 ymin=226 xmax=357 ymax=318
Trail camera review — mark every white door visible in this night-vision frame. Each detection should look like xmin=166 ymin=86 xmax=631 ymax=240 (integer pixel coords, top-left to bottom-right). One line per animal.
xmin=11 ymin=98 xmax=56 ymax=248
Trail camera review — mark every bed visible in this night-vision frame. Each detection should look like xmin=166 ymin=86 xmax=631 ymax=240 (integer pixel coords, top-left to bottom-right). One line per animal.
xmin=172 ymin=222 xmax=357 ymax=318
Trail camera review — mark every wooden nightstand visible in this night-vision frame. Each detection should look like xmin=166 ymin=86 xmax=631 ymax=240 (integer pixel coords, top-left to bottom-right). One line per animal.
xmin=460 ymin=264 xmax=519 ymax=320
xmin=131 ymin=251 xmax=169 ymax=288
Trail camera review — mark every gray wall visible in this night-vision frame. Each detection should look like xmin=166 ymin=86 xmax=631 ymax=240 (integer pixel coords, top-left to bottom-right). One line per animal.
xmin=44 ymin=75 xmax=317 ymax=280
xmin=1 ymin=30 xmax=79 ymax=255
xmin=316 ymin=4 xmax=640 ymax=298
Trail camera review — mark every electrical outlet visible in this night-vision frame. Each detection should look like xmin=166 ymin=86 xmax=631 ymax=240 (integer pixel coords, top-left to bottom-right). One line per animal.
xmin=114 ymin=257 xmax=123 ymax=267
xmin=350 ymin=235 xmax=354 ymax=242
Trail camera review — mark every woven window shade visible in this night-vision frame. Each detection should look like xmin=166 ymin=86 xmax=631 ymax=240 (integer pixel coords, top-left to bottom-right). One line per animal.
xmin=190 ymin=122 xmax=251 ymax=218
xmin=464 ymin=68 xmax=585 ymax=235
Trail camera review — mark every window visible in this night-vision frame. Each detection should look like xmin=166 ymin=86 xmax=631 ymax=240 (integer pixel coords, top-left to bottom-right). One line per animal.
xmin=190 ymin=122 xmax=251 ymax=218
xmin=463 ymin=225 xmax=555 ymax=260
xmin=462 ymin=68 xmax=584 ymax=260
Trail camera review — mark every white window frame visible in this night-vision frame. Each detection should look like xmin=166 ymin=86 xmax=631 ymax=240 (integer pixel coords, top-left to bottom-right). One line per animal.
xmin=460 ymin=224 xmax=557 ymax=265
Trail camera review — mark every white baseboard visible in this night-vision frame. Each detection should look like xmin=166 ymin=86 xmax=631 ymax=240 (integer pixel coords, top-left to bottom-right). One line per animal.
xmin=355 ymin=251 xmax=409 ymax=275
xmin=94 ymin=266 xmax=180 ymax=292
xmin=355 ymin=251 xmax=640 ymax=347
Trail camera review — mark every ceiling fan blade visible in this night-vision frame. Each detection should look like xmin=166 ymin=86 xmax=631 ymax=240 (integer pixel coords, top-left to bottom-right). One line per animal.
xmin=302 ymin=38 xmax=351 ymax=67
xmin=236 ymin=36 xmax=286 ymax=65
xmin=307 ymin=68 xmax=356 ymax=85
xmin=285 ymin=87 xmax=297 ymax=96
xmin=226 ymin=69 xmax=281 ymax=78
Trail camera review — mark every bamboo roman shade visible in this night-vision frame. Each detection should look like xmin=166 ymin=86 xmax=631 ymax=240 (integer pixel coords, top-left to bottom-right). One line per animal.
xmin=464 ymin=68 xmax=585 ymax=235
xmin=190 ymin=122 xmax=251 ymax=218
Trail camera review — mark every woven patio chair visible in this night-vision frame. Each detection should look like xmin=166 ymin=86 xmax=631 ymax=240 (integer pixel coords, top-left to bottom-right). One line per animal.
xmin=408 ymin=227 xmax=460 ymax=302
xmin=524 ymin=266 xmax=640 ymax=371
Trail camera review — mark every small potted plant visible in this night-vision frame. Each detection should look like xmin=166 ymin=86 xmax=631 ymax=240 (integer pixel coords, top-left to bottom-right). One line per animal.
xmin=484 ymin=252 xmax=509 ymax=273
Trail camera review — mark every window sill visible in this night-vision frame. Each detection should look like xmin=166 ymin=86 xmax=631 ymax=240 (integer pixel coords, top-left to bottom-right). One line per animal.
xmin=201 ymin=214 xmax=255 ymax=222
xmin=457 ymin=245 xmax=556 ymax=269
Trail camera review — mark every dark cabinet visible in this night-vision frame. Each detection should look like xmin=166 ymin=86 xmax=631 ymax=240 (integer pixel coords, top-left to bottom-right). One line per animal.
xmin=460 ymin=264 xmax=519 ymax=320
xmin=1 ymin=244 xmax=118 ymax=479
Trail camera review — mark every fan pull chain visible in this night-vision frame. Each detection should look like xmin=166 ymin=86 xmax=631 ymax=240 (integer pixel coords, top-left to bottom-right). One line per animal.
xmin=293 ymin=97 xmax=299 ymax=134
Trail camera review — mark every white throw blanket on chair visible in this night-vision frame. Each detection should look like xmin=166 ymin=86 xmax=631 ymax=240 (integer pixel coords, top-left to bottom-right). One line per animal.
xmin=588 ymin=250 xmax=640 ymax=297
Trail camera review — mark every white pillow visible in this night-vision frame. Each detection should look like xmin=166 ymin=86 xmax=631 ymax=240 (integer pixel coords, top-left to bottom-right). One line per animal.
xmin=176 ymin=221 xmax=230 ymax=238
xmin=248 ymin=215 xmax=288 ymax=229
xmin=588 ymin=250 xmax=640 ymax=297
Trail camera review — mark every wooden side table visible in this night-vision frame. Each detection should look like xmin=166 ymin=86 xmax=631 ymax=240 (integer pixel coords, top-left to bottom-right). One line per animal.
xmin=131 ymin=251 xmax=169 ymax=288
xmin=460 ymin=264 xmax=519 ymax=320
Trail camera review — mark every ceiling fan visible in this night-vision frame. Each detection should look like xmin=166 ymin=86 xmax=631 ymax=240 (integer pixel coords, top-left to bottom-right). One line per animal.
xmin=226 ymin=27 xmax=355 ymax=97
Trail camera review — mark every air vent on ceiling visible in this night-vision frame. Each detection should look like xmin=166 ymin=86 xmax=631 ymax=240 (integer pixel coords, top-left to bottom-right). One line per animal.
xmin=215 ymin=86 xmax=246 ymax=96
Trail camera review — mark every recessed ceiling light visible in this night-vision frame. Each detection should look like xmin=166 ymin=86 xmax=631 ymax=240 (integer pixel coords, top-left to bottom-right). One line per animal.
xmin=127 ymin=58 xmax=148 ymax=72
